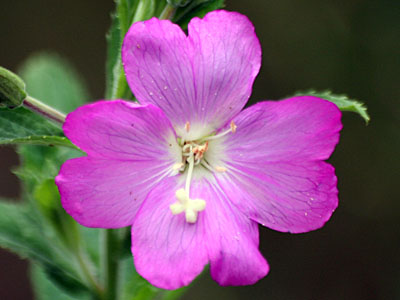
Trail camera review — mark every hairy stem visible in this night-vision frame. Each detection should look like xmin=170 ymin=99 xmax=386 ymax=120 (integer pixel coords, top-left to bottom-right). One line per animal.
xmin=23 ymin=95 xmax=66 ymax=125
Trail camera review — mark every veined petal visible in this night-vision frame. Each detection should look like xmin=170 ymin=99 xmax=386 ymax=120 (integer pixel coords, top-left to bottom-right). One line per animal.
xmin=223 ymin=96 xmax=342 ymax=162
xmin=191 ymin=178 xmax=269 ymax=286
xmin=56 ymin=158 xmax=174 ymax=228
xmin=56 ymin=101 xmax=180 ymax=227
xmin=216 ymin=161 xmax=338 ymax=233
xmin=131 ymin=175 xmax=268 ymax=289
xmin=63 ymin=100 xmax=180 ymax=161
xmin=122 ymin=10 xmax=261 ymax=140
xmin=216 ymin=96 xmax=342 ymax=233
xmin=131 ymin=177 xmax=208 ymax=290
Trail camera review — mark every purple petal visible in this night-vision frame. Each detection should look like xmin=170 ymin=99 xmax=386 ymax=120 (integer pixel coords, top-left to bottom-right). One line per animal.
xmin=62 ymin=100 xmax=179 ymax=160
xmin=122 ymin=10 xmax=261 ymax=139
xmin=216 ymin=96 xmax=342 ymax=233
xmin=56 ymin=101 xmax=180 ymax=227
xmin=131 ymin=176 xmax=268 ymax=289
xmin=131 ymin=177 xmax=208 ymax=290
xmin=191 ymin=178 xmax=269 ymax=286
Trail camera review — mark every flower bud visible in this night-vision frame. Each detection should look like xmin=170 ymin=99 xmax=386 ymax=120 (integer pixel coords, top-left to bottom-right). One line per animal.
xmin=0 ymin=66 xmax=26 ymax=108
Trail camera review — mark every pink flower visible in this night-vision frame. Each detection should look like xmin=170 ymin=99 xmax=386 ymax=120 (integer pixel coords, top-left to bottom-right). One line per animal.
xmin=56 ymin=10 xmax=342 ymax=289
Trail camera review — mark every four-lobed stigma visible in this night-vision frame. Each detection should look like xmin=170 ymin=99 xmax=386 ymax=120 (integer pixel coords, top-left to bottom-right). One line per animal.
xmin=169 ymin=121 xmax=237 ymax=223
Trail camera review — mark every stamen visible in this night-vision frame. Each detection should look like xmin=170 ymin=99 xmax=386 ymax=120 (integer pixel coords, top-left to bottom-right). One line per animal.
xmin=172 ymin=162 xmax=184 ymax=170
xmin=185 ymin=154 xmax=194 ymax=192
xmin=230 ymin=121 xmax=237 ymax=133
xmin=215 ymin=166 xmax=227 ymax=173
xmin=193 ymin=141 xmax=208 ymax=161
xmin=206 ymin=121 xmax=237 ymax=141
xmin=200 ymin=159 xmax=215 ymax=173
xmin=185 ymin=121 xmax=190 ymax=132
xmin=170 ymin=142 xmax=208 ymax=223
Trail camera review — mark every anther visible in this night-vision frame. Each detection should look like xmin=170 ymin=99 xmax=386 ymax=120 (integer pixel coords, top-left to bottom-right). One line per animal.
xmin=230 ymin=121 xmax=237 ymax=133
xmin=206 ymin=122 xmax=237 ymax=141
xmin=172 ymin=162 xmax=184 ymax=170
xmin=185 ymin=121 xmax=190 ymax=132
xmin=192 ymin=141 xmax=208 ymax=160
xmin=215 ymin=166 xmax=227 ymax=173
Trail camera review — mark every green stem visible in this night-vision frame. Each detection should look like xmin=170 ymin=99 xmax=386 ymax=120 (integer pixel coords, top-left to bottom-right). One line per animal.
xmin=102 ymin=229 xmax=121 ymax=300
xmin=159 ymin=3 xmax=176 ymax=20
xmin=23 ymin=95 xmax=66 ymax=125
xmin=101 ymin=3 xmax=178 ymax=300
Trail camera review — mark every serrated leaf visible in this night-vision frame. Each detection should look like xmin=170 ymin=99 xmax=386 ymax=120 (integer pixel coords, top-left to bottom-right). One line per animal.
xmin=0 ymin=106 xmax=75 ymax=147
xmin=173 ymin=0 xmax=225 ymax=29
xmin=293 ymin=90 xmax=370 ymax=124
xmin=18 ymin=52 xmax=89 ymax=113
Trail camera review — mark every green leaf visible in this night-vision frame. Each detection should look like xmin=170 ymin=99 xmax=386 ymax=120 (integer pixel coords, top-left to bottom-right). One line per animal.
xmin=18 ymin=52 xmax=89 ymax=113
xmin=0 ymin=106 xmax=75 ymax=147
xmin=0 ymin=53 xmax=89 ymax=147
xmin=120 ymin=257 xmax=160 ymax=300
xmin=0 ymin=200 xmax=87 ymax=293
xmin=31 ymin=264 xmax=90 ymax=300
xmin=106 ymin=0 xmax=158 ymax=100
xmin=293 ymin=90 xmax=370 ymax=124
xmin=119 ymin=255 xmax=191 ymax=300
xmin=173 ymin=0 xmax=225 ymax=29
xmin=106 ymin=11 xmax=123 ymax=99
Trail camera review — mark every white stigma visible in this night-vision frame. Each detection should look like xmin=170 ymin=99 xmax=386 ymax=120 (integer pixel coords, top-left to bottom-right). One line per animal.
xmin=169 ymin=121 xmax=237 ymax=223
xmin=170 ymin=188 xmax=206 ymax=223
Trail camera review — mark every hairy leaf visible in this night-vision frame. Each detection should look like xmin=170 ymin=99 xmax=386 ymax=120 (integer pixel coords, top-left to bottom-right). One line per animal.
xmin=0 ymin=107 xmax=74 ymax=147
xmin=0 ymin=200 xmax=87 ymax=293
xmin=31 ymin=264 xmax=90 ymax=300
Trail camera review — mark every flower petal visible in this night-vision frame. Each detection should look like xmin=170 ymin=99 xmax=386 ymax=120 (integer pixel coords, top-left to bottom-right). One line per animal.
xmin=216 ymin=96 xmax=342 ymax=233
xmin=56 ymin=158 xmax=174 ymax=228
xmin=131 ymin=177 xmax=208 ymax=290
xmin=56 ymin=101 xmax=180 ymax=227
xmin=63 ymin=100 xmax=180 ymax=161
xmin=191 ymin=178 xmax=269 ymax=286
xmin=122 ymin=10 xmax=261 ymax=139
xmin=131 ymin=174 xmax=268 ymax=289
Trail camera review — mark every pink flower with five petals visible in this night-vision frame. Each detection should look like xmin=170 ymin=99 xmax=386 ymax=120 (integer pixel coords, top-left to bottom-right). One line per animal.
xmin=56 ymin=10 xmax=342 ymax=290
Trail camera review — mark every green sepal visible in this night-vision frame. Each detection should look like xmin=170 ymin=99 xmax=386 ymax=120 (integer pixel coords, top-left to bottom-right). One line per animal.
xmin=293 ymin=90 xmax=370 ymax=124
xmin=0 ymin=66 xmax=27 ymax=108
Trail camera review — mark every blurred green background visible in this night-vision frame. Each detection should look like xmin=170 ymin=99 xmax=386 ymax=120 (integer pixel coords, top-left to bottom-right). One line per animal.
xmin=0 ymin=0 xmax=399 ymax=299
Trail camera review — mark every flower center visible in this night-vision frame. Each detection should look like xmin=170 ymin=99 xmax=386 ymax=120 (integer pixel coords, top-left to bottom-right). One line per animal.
xmin=169 ymin=121 xmax=237 ymax=223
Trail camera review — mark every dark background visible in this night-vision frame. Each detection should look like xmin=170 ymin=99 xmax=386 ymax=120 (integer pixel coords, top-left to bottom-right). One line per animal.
xmin=0 ymin=0 xmax=399 ymax=299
